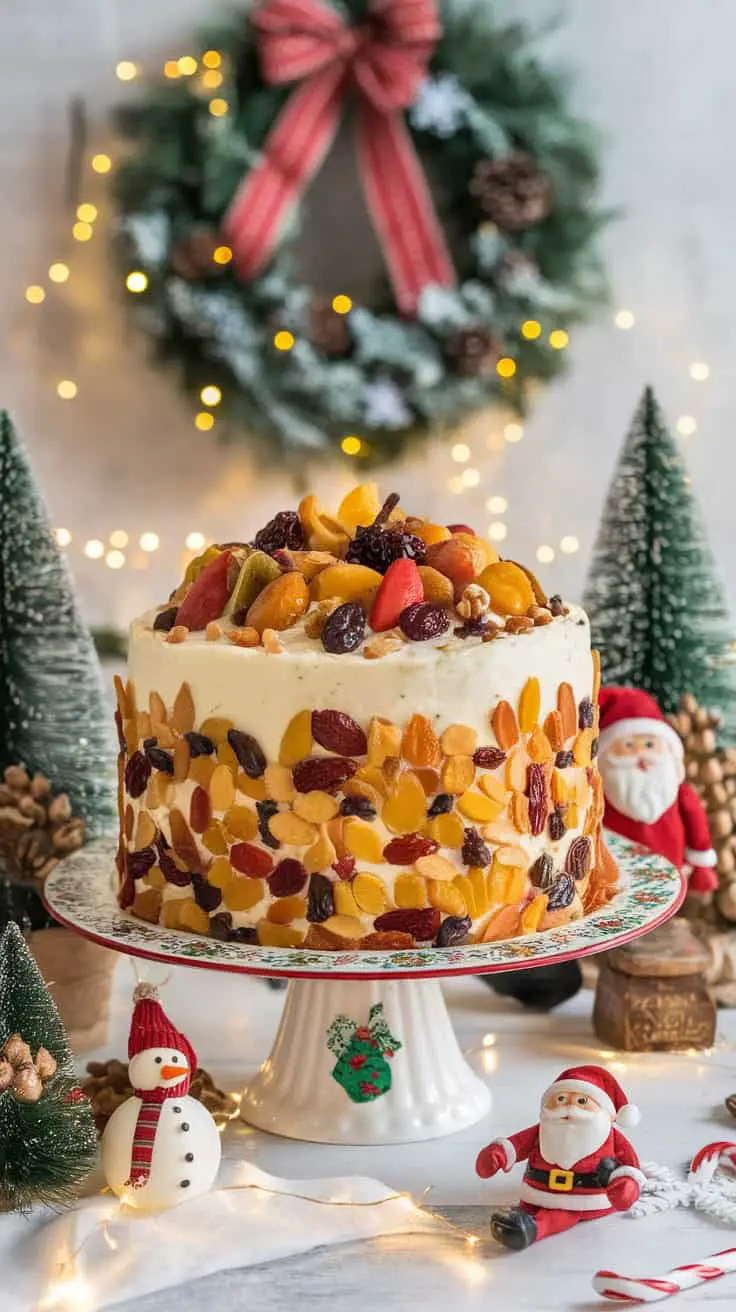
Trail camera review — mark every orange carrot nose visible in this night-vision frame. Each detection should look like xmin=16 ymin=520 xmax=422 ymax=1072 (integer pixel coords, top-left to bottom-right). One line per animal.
xmin=161 ymin=1065 xmax=189 ymax=1081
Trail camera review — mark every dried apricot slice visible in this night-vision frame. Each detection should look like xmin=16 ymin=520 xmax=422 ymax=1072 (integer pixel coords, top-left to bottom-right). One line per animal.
xmin=427 ymin=880 xmax=466 ymax=915
xmin=477 ymin=562 xmax=534 ymax=616
xmin=293 ymin=791 xmax=339 ymax=823
xmin=527 ymin=726 xmax=554 ymax=764
xmin=353 ymin=873 xmax=388 ymax=915
xmin=178 ymin=900 xmax=211 ymax=935
xmin=247 ymin=572 xmax=310 ymax=634
xmin=264 ymin=764 xmax=296 ymax=803
xmin=267 ymin=895 xmax=307 ymax=924
xmin=543 ymin=711 xmax=565 ymax=752
xmin=367 ymin=718 xmax=402 ymax=767
xmin=441 ymin=755 xmax=475 ymax=796
xmin=269 ymin=812 xmax=318 ymax=846
xmin=382 ymin=772 xmax=427 ymax=834
xmin=477 ymin=774 xmax=507 ymax=806
xmin=334 ymin=881 xmax=361 ymax=917
xmin=557 ymin=683 xmax=577 ymax=740
xmin=223 ymin=805 xmax=258 ymax=840
xmin=257 ymin=921 xmax=305 ymax=948
xmin=454 ymin=875 xmax=476 ymax=918
xmin=279 ymin=710 xmax=313 ymax=767
xmin=505 ymin=749 xmax=529 ymax=793
xmin=573 ymin=728 xmax=594 ymax=767
xmin=312 ymin=563 xmax=383 ymax=603
xmin=402 ymin=714 xmax=441 ymax=767
xmin=491 ymin=701 xmax=520 ymax=750
xmin=209 ymin=764 xmax=235 ymax=812
xmin=303 ymin=826 xmax=337 ymax=874
xmin=415 ymin=853 xmax=457 ymax=882
xmin=321 ymin=915 xmax=364 ymax=941
xmin=592 ymin=649 xmax=601 ymax=703
xmin=518 ymin=678 xmax=541 ymax=733
xmin=481 ymin=904 xmax=521 ymax=942
xmin=344 ymin=818 xmax=384 ymax=863
xmin=426 ymin=810 xmax=465 ymax=848
xmin=417 ymin=565 xmax=454 ymax=607
xmin=440 ymin=724 xmax=478 ymax=756
xmin=394 ymin=873 xmax=427 ymax=908
xmin=337 ymin=483 xmax=382 ymax=531
xmin=298 ymin=494 xmax=350 ymax=553
xmin=202 ymin=824 xmax=228 ymax=856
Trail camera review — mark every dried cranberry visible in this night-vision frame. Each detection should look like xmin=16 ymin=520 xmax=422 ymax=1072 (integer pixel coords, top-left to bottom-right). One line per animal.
xmin=144 ymin=743 xmax=174 ymax=775
xmin=435 ymin=915 xmax=472 ymax=947
xmin=312 ymin=710 xmax=367 ymax=757
xmin=191 ymin=873 xmax=223 ymax=912
xmin=268 ymin=858 xmax=308 ymax=898
xmin=547 ymin=873 xmax=575 ymax=910
xmin=578 ymin=698 xmax=594 ymax=729
xmin=185 ymin=731 xmax=215 ymax=757
xmin=566 ymin=836 xmax=592 ymax=880
xmin=548 ymin=808 xmax=566 ymax=842
xmin=114 ymin=708 xmax=126 ymax=753
xmin=256 ymin=800 xmax=280 ymax=849
xmin=227 ymin=729 xmax=266 ymax=778
xmin=124 ymin=751 xmax=150 ymax=798
xmin=427 ymin=793 xmax=454 ymax=817
xmin=230 ymin=843 xmax=274 ymax=878
xmin=153 ymin=606 xmax=179 ymax=632
xmin=529 ymin=853 xmax=555 ymax=890
xmin=321 ymin=603 xmax=366 ymax=654
xmin=555 ymin=750 xmax=574 ymax=769
xmin=374 ymin=908 xmax=441 ymax=940
xmin=383 ymin=834 xmax=439 ymax=864
xmin=527 ymin=763 xmax=548 ymax=837
xmin=307 ymin=873 xmax=335 ymax=922
xmin=400 ymin=603 xmax=451 ymax=642
xmin=461 ymin=827 xmax=491 ymax=867
xmin=340 ymin=796 xmax=376 ymax=819
xmin=548 ymin=595 xmax=565 ymax=617
xmin=254 ymin=510 xmax=304 ymax=554
xmin=473 ymin=747 xmax=506 ymax=769
xmin=332 ymin=856 xmax=356 ymax=880
xmin=292 ymin=756 xmax=357 ymax=794
xmin=126 ymin=846 xmax=156 ymax=879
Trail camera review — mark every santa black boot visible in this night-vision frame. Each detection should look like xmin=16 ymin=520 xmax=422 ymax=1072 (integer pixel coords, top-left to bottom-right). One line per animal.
xmin=490 ymin=1206 xmax=538 ymax=1250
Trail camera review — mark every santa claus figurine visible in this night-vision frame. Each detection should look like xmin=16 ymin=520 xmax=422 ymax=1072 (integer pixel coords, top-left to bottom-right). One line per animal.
xmin=597 ymin=686 xmax=718 ymax=894
xmin=476 ymin=1064 xmax=644 ymax=1249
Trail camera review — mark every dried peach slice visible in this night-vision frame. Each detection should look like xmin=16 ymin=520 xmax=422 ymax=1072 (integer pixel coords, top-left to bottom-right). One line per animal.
xmin=427 ymin=880 xmax=466 ymax=915
xmin=303 ymin=826 xmax=337 ymax=874
xmin=491 ymin=701 xmax=520 ymax=750
xmin=311 ymin=562 xmax=382 ymax=602
xmin=321 ymin=915 xmax=364 ymax=941
xmin=382 ymin=772 xmax=427 ymax=834
xmin=477 ymin=562 xmax=534 ymax=616
xmin=520 ymin=894 xmax=548 ymax=934
xmin=416 ymin=853 xmax=457 ymax=882
xmin=440 ymin=724 xmax=478 ymax=756
xmin=417 ymin=565 xmax=454 ymax=607
xmin=413 ymin=522 xmax=452 ymax=547
xmin=426 ymin=810 xmax=465 ymax=848
xmin=353 ymin=873 xmax=388 ymax=915
xmin=344 ymin=819 xmax=384 ymax=864
xmin=334 ymin=881 xmax=361 ymax=917
xmin=246 ymin=572 xmax=310 ymax=634
xmin=367 ymin=718 xmax=402 ymax=767
xmin=557 ymin=683 xmax=577 ymax=740
xmin=336 ymin=483 xmax=382 ymax=531
xmin=298 ymin=494 xmax=350 ymax=553
xmin=267 ymin=896 xmax=307 ymax=924
xmin=279 ymin=710 xmax=313 ymax=767
xmin=209 ymin=763 xmax=235 ymax=812
xmin=394 ymin=873 xmax=427 ymax=908
xmin=518 ymin=678 xmax=541 ymax=733
xmin=402 ymin=714 xmax=441 ymax=767
xmin=481 ymin=904 xmax=521 ymax=942
xmin=257 ymin=922 xmax=305 ymax=948
xmin=269 ymin=812 xmax=317 ymax=846
xmin=293 ymin=791 xmax=339 ymax=824
xmin=441 ymin=755 xmax=475 ymax=795
xmin=178 ymin=900 xmax=210 ymax=935
xmin=543 ymin=711 xmax=565 ymax=751
xmin=527 ymin=726 xmax=554 ymax=764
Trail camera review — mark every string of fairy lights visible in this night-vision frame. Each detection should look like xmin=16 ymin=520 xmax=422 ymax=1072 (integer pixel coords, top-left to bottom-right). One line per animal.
xmin=19 ymin=51 xmax=713 ymax=579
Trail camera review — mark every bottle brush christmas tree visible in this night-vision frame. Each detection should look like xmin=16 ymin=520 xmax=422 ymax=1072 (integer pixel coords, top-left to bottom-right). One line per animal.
xmin=584 ymin=387 xmax=736 ymax=730
xmin=0 ymin=922 xmax=97 ymax=1210
xmin=0 ymin=412 xmax=116 ymax=928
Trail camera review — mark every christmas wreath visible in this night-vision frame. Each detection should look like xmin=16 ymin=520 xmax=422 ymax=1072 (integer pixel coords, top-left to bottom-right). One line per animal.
xmin=114 ymin=0 xmax=606 ymax=463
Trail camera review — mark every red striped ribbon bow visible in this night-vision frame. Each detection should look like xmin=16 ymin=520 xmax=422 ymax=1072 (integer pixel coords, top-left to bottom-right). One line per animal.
xmin=224 ymin=0 xmax=456 ymax=315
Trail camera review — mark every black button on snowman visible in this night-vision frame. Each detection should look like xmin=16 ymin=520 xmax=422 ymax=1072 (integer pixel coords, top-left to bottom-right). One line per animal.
xmin=101 ymin=983 xmax=221 ymax=1210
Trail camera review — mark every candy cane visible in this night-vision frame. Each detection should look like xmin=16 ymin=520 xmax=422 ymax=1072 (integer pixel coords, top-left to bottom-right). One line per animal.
xmin=593 ymin=1248 xmax=736 ymax=1303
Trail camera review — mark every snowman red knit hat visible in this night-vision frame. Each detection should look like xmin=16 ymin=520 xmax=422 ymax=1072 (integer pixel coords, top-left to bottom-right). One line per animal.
xmin=598 ymin=686 xmax=682 ymax=761
xmin=544 ymin=1064 xmax=640 ymax=1128
xmin=128 ymin=983 xmax=197 ymax=1072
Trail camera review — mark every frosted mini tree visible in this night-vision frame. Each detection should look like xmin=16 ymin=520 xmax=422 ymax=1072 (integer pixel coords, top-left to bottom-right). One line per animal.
xmin=0 ymin=412 xmax=116 ymax=837
xmin=584 ymin=387 xmax=736 ymax=725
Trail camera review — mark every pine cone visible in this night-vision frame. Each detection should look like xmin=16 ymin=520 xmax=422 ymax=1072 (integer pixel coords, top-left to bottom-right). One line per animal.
xmin=170 ymin=227 xmax=225 ymax=280
xmin=308 ymin=297 xmax=353 ymax=358
xmin=0 ymin=765 xmax=85 ymax=883
xmin=668 ymin=694 xmax=736 ymax=922
xmin=470 ymin=152 xmax=552 ymax=231
xmin=444 ymin=326 xmax=503 ymax=378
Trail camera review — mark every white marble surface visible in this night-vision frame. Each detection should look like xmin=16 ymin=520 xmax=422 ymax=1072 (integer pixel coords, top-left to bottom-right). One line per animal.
xmin=6 ymin=958 xmax=735 ymax=1310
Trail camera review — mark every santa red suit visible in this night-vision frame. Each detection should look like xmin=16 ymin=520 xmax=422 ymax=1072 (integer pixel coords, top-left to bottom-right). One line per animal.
xmin=476 ymin=1065 xmax=645 ymax=1248
xmin=598 ymin=687 xmax=717 ymax=894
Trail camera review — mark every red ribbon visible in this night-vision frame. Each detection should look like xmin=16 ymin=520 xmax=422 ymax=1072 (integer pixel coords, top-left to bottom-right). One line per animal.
xmin=224 ymin=0 xmax=456 ymax=315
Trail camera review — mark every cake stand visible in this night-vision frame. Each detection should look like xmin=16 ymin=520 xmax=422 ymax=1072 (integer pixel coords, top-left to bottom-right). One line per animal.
xmin=44 ymin=834 xmax=683 ymax=1146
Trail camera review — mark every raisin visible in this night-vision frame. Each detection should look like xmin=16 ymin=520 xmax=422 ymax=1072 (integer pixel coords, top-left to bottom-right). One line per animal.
xmin=230 ymin=926 xmax=259 ymax=944
xmin=347 ymin=518 xmax=426 ymax=573
xmin=292 ymin=756 xmax=357 ymax=794
xmin=436 ymin=915 xmax=472 ymax=947
xmin=461 ymin=827 xmax=491 ymax=867
xmin=126 ymin=846 xmax=156 ymax=879
xmin=268 ymin=858 xmax=308 ymax=898
xmin=230 ymin=843 xmax=274 ymax=878
xmin=254 ymin=510 xmax=304 ymax=554
xmin=526 ymin=763 xmax=548 ymax=837
xmin=454 ymin=619 xmax=492 ymax=639
xmin=374 ymin=908 xmax=441 ymax=940
xmin=578 ymin=698 xmax=594 ymax=729
xmin=257 ymin=800 xmax=280 ymax=849
xmin=548 ymin=595 xmax=565 ymax=616
xmin=321 ymin=603 xmax=366 ymax=654
xmin=555 ymin=750 xmax=574 ymax=769
xmin=307 ymin=872 xmax=335 ymax=922
xmin=124 ymin=751 xmax=150 ymax=799
xmin=144 ymin=743 xmax=174 ymax=775
xmin=473 ymin=747 xmax=506 ymax=769
xmin=400 ymin=603 xmax=451 ymax=642
xmin=529 ymin=853 xmax=555 ymax=890
xmin=547 ymin=874 xmax=575 ymax=910
xmin=210 ymin=912 xmax=233 ymax=941
xmin=339 ymin=796 xmax=376 ymax=820
xmin=332 ymin=856 xmax=356 ymax=880
xmin=427 ymin=793 xmax=454 ymax=817
xmin=566 ymin=836 xmax=592 ymax=880
xmin=114 ymin=708 xmax=126 ymax=753
xmin=157 ymin=847 xmax=191 ymax=887
xmin=191 ymin=873 xmax=223 ymax=912
xmin=312 ymin=710 xmax=367 ymax=757
xmin=548 ymin=807 xmax=566 ymax=842
xmin=153 ymin=606 xmax=179 ymax=632
xmin=227 ymin=729 xmax=266 ymax=778
xmin=383 ymin=834 xmax=439 ymax=864
xmin=185 ymin=732 xmax=215 ymax=757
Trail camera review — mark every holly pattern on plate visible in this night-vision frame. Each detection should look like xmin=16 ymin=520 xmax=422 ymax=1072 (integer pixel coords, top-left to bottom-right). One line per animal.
xmin=326 ymin=1003 xmax=402 ymax=1103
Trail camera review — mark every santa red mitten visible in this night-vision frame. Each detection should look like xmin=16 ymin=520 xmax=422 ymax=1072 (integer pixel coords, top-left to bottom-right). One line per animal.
xmin=688 ymin=864 xmax=719 ymax=894
xmin=606 ymin=1174 xmax=641 ymax=1212
xmin=476 ymin=1141 xmax=512 ymax=1178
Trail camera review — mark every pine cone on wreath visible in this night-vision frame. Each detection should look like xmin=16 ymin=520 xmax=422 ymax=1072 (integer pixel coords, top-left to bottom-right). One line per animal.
xmin=308 ymin=297 xmax=353 ymax=358
xmin=470 ymin=152 xmax=552 ymax=231
xmin=170 ymin=226 xmax=226 ymax=279
xmin=444 ymin=326 xmax=503 ymax=378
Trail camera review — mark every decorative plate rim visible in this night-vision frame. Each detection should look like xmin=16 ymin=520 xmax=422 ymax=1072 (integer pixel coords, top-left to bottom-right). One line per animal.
xmin=43 ymin=833 xmax=684 ymax=980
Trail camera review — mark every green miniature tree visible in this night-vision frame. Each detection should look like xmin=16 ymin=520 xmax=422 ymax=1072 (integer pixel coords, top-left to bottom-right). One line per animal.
xmin=0 ymin=923 xmax=97 ymax=1210
xmin=584 ymin=387 xmax=736 ymax=727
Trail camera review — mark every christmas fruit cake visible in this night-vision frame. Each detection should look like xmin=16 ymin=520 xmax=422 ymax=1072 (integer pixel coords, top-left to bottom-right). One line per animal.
xmin=114 ymin=484 xmax=616 ymax=951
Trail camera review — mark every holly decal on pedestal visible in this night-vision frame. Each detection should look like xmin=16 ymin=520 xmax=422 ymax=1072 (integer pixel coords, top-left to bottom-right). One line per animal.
xmin=326 ymin=1003 xmax=402 ymax=1103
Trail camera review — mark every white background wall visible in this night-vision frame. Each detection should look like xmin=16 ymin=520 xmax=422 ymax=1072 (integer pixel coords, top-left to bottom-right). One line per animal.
xmin=2 ymin=1 xmax=734 ymax=628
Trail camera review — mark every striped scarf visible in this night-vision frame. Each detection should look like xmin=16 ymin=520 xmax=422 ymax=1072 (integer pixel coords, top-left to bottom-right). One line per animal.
xmin=125 ymin=1080 xmax=187 ymax=1188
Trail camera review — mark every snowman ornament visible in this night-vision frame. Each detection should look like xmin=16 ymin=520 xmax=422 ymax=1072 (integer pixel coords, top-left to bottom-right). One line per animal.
xmin=101 ymin=983 xmax=221 ymax=1210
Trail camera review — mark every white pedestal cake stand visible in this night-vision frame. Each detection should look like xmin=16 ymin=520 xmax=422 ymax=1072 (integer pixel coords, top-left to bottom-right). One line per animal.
xmin=45 ymin=834 xmax=683 ymax=1146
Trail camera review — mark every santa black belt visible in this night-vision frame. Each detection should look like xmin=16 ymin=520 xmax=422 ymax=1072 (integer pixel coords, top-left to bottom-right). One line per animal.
xmin=525 ymin=1157 xmax=617 ymax=1192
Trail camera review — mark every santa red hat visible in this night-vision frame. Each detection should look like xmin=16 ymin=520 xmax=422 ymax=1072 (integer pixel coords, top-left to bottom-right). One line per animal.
xmin=128 ymin=983 xmax=197 ymax=1072
xmin=543 ymin=1064 xmax=640 ymax=1128
xmin=598 ymin=686 xmax=683 ymax=761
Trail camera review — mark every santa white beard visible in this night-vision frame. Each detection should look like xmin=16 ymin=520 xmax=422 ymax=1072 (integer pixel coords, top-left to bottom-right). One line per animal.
xmin=599 ymin=748 xmax=681 ymax=824
xmin=539 ymin=1106 xmax=612 ymax=1169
